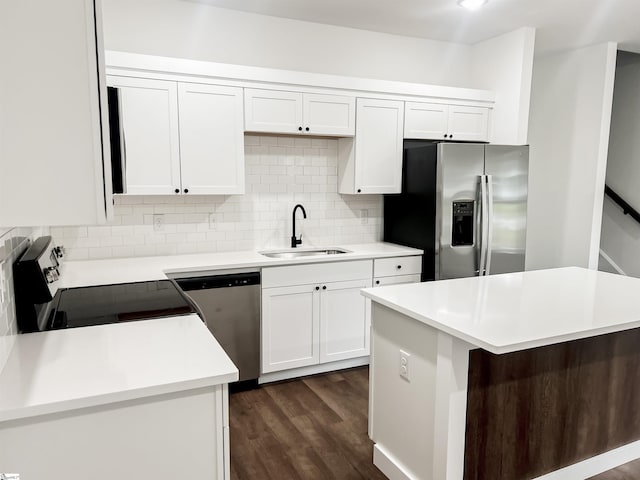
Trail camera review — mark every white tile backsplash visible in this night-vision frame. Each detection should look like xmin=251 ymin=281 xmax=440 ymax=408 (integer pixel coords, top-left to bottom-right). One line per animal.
xmin=0 ymin=227 xmax=42 ymax=373
xmin=57 ymin=136 xmax=384 ymax=260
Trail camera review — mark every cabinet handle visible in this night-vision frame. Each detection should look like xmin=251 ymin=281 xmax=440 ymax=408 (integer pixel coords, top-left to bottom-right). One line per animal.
xmin=357 ymin=189 xmax=362 ymax=193
xmin=397 ymin=265 xmax=402 ymax=269
xmin=298 ymin=126 xmax=303 ymax=131
xmin=443 ymin=134 xmax=448 ymax=138
xmin=449 ymin=134 xmax=453 ymax=139
xmin=375 ymin=280 xmax=380 ymax=285
xmin=174 ymin=188 xmax=180 ymax=194
xmin=322 ymin=285 xmax=327 ymax=290
xmin=305 ymin=127 xmax=310 ymax=132
xmin=184 ymin=188 xmax=189 ymax=194
xmin=315 ymin=286 xmax=320 ymax=291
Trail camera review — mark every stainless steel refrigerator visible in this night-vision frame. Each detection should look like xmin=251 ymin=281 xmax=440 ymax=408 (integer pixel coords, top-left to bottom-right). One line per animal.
xmin=384 ymin=141 xmax=529 ymax=281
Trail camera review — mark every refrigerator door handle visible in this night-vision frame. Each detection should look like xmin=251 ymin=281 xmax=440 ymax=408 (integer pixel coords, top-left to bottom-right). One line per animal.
xmin=485 ymin=175 xmax=494 ymax=275
xmin=478 ymin=174 xmax=489 ymax=276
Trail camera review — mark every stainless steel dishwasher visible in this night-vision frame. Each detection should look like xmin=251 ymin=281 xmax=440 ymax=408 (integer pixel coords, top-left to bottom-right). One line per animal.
xmin=174 ymin=270 xmax=261 ymax=390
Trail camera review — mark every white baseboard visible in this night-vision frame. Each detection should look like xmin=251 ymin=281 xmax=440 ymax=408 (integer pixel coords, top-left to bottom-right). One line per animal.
xmin=258 ymin=356 xmax=369 ymax=384
xmin=373 ymin=444 xmax=415 ymax=480
xmin=599 ymin=249 xmax=626 ymax=275
xmin=533 ymin=440 xmax=640 ymax=479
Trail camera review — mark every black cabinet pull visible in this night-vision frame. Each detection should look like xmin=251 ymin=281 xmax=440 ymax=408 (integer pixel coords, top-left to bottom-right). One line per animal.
xmin=449 ymin=134 xmax=453 ymax=139
xmin=315 ymin=286 xmax=320 ymax=291
xmin=357 ymin=189 xmax=362 ymax=193
xmin=184 ymin=188 xmax=189 ymax=194
xmin=322 ymin=285 xmax=327 ymax=290
xmin=375 ymin=280 xmax=380 ymax=285
xmin=174 ymin=188 xmax=180 ymax=194
xmin=305 ymin=127 xmax=310 ymax=132
xmin=397 ymin=265 xmax=402 ymax=269
xmin=298 ymin=126 xmax=303 ymax=131
xmin=444 ymin=133 xmax=447 ymax=138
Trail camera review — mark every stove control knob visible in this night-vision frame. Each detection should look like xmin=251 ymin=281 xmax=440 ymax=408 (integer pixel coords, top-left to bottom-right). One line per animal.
xmin=53 ymin=245 xmax=65 ymax=259
xmin=44 ymin=266 xmax=59 ymax=284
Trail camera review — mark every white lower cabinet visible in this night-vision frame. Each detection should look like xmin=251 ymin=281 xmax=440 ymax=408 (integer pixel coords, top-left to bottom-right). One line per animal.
xmin=261 ymin=284 xmax=320 ymax=372
xmin=261 ymin=261 xmax=373 ymax=374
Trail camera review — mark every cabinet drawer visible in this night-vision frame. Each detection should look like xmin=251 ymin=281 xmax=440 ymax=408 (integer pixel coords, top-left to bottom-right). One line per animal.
xmin=373 ymin=274 xmax=421 ymax=286
xmin=373 ymin=256 xmax=422 ymax=278
xmin=262 ymin=260 xmax=373 ymax=288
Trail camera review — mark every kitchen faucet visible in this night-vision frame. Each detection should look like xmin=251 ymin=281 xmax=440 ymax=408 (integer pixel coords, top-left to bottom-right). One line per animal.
xmin=291 ymin=204 xmax=307 ymax=248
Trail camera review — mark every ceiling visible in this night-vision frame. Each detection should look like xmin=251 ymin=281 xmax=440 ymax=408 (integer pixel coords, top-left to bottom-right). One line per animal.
xmin=187 ymin=0 xmax=640 ymax=54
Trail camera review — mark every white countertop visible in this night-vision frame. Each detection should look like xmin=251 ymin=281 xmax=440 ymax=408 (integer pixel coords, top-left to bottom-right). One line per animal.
xmin=362 ymin=267 xmax=640 ymax=354
xmin=59 ymin=242 xmax=422 ymax=288
xmin=0 ymin=314 xmax=238 ymax=422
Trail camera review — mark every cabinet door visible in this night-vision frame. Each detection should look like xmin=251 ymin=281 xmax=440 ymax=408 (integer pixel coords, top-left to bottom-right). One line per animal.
xmin=448 ymin=105 xmax=489 ymax=142
xmin=178 ymin=83 xmax=245 ymax=194
xmin=354 ymin=99 xmax=404 ymax=194
xmin=319 ymin=278 xmax=372 ymax=363
xmin=404 ymin=102 xmax=449 ymax=140
xmin=262 ymin=285 xmax=320 ymax=373
xmin=303 ymin=94 xmax=355 ymax=136
xmin=244 ymin=89 xmax=303 ymax=134
xmin=108 ymin=76 xmax=181 ymax=195
xmin=0 ymin=0 xmax=111 ymax=226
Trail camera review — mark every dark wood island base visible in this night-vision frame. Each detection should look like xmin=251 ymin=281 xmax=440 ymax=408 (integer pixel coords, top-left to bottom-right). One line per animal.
xmin=465 ymin=328 xmax=640 ymax=480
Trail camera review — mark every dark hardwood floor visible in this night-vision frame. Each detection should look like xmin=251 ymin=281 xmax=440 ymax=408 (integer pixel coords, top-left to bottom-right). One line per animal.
xmin=589 ymin=459 xmax=640 ymax=480
xmin=229 ymin=366 xmax=640 ymax=480
xmin=229 ymin=366 xmax=386 ymax=480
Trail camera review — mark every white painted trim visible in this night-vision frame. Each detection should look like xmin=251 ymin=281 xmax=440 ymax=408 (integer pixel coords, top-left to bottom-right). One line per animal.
xmin=587 ymin=42 xmax=618 ymax=269
xmin=105 ymin=51 xmax=495 ymax=106
xmin=373 ymin=444 xmax=415 ymax=480
xmin=533 ymin=440 xmax=640 ymax=479
xmin=258 ymin=356 xmax=368 ymax=384
xmin=599 ymin=249 xmax=627 ymax=275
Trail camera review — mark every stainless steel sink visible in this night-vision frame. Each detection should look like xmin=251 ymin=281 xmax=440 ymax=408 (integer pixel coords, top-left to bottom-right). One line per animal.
xmin=259 ymin=248 xmax=350 ymax=259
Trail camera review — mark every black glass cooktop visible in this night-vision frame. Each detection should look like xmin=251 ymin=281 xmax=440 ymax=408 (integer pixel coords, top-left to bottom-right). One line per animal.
xmin=47 ymin=280 xmax=196 ymax=330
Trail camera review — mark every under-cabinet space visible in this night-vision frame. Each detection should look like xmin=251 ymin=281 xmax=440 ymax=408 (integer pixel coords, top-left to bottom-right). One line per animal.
xmin=244 ymin=88 xmax=355 ymax=136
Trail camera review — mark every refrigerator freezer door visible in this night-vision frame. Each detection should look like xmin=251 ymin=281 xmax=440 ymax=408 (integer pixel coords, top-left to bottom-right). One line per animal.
xmin=438 ymin=143 xmax=485 ymax=279
xmin=484 ymin=145 xmax=529 ymax=274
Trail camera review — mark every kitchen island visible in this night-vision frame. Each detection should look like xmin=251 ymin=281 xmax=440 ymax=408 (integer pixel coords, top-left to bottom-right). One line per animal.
xmin=0 ymin=314 xmax=238 ymax=479
xmin=362 ymin=267 xmax=640 ymax=480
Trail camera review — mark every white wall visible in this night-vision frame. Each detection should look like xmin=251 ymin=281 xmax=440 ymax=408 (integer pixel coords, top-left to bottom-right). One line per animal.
xmin=599 ymin=51 xmax=640 ymax=277
xmin=471 ymin=27 xmax=535 ymax=145
xmin=526 ymin=42 xmax=617 ymax=270
xmin=101 ymin=0 xmax=473 ymax=87
xmin=54 ymin=135 xmax=382 ymax=260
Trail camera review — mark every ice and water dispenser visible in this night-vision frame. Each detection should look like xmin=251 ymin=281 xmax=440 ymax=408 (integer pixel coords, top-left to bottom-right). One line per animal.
xmin=452 ymin=201 xmax=474 ymax=246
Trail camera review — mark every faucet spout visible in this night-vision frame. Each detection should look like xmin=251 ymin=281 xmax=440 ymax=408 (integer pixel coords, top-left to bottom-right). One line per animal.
xmin=291 ymin=204 xmax=307 ymax=248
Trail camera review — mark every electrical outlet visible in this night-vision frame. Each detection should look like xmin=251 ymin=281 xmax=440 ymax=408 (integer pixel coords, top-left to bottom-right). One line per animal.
xmin=360 ymin=209 xmax=369 ymax=225
xmin=153 ymin=214 xmax=165 ymax=232
xmin=399 ymin=349 xmax=411 ymax=381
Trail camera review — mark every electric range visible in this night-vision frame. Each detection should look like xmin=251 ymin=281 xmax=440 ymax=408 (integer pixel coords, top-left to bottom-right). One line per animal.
xmin=13 ymin=236 xmax=197 ymax=333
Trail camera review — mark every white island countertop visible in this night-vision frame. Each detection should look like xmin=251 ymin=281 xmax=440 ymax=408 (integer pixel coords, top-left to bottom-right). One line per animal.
xmin=58 ymin=242 xmax=422 ymax=288
xmin=0 ymin=314 xmax=238 ymax=422
xmin=362 ymin=267 xmax=640 ymax=354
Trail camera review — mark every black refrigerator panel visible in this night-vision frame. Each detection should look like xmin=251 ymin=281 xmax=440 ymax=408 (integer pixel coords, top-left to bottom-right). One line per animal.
xmin=383 ymin=141 xmax=437 ymax=281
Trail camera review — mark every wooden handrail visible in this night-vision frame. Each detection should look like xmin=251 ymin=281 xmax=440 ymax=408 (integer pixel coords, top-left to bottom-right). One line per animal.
xmin=605 ymin=185 xmax=640 ymax=224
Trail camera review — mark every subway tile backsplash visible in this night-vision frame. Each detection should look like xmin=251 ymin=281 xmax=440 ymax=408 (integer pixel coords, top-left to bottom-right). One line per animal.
xmin=54 ymin=136 xmax=383 ymax=260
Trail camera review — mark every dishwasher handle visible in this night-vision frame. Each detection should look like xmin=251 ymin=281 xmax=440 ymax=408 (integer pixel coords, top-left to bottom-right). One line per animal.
xmin=175 ymin=272 xmax=261 ymax=291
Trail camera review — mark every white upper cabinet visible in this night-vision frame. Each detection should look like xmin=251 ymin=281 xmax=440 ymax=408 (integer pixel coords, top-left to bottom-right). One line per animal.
xmin=107 ymin=77 xmax=245 ymax=195
xmin=0 ymin=0 xmax=111 ymax=226
xmin=338 ymin=98 xmax=405 ymax=194
xmin=405 ymin=102 xmax=490 ymax=142
xmin=244 ymin=88 xmax=355 ymax=136
xmin=108 ymin=76 xmax=181 ymax=195
xmin=178 ymin=83 xmax=245 ymax=195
